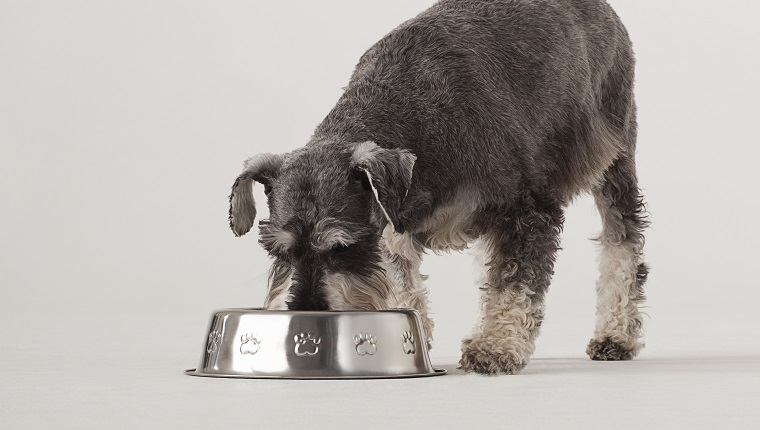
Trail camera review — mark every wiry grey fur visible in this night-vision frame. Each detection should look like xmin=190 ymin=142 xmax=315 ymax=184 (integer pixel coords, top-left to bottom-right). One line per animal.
xmin=229 ymin=0 xmax=649 ymax=375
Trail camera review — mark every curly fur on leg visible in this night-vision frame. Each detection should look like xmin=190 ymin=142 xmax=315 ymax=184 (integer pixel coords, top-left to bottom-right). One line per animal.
xmin=461 ymin=286 xmax=544 ymax=374
xmin=588 ymin=155 xmax=649 ymax=361
xmin=461 ymin=194 xmax=563 ymax=375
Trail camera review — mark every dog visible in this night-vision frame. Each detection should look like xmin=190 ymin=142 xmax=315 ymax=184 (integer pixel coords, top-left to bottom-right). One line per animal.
xmin=228 ymin=0 xmax=649 ymax=375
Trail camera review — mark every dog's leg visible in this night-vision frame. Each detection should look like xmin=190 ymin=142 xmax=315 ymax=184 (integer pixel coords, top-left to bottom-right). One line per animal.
xmin=381 ymin=226 xmax=434 ymax=349
xmin=460 ymin=195 xmax=563 ymax=375
xmin=587 ymin=154 xmax=649 ymax=360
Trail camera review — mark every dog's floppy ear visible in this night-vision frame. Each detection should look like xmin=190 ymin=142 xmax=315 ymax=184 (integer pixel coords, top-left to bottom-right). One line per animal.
xmin=351 ymin=141 xmax=416 ymax=232
xmin=229 ymin=153 xmax=287 ymax=237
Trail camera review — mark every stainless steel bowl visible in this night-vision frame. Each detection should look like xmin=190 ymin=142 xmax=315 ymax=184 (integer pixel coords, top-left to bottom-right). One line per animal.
xmin=185 ymin=308 xmax=445 ymax=379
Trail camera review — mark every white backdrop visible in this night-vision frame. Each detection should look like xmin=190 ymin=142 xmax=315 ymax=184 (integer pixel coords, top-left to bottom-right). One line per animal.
xmin=2 ymin=1 xmax=759 ymax=428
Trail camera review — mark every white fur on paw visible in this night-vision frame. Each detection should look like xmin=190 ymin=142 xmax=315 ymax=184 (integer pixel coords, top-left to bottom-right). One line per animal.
xmin=459 ymin=337 xmax=530 ymax=375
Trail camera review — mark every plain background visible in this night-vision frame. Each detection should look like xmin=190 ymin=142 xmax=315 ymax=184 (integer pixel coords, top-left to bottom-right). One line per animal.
xmin=1 ymin=0 xmax=758 ymax=428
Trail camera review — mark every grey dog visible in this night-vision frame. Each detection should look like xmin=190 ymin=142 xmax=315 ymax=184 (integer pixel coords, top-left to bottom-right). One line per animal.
xmin=229 ymin=0 xmax=648 ymax=375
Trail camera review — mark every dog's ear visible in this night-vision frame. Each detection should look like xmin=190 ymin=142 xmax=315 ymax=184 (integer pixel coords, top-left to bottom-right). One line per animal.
xmin=350 ymin=141 xmax=416 ymax=232
xmin=229 ymin=153 xmax=287 ymax=237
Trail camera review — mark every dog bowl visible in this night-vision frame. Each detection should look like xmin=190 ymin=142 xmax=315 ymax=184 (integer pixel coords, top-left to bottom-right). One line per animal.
xmin=185 ymin=308 xmax=445 ymax=379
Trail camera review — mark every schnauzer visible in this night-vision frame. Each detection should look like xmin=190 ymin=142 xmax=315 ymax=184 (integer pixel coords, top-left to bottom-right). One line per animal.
xmin=228 ymin=0 xmax=648 ymax=375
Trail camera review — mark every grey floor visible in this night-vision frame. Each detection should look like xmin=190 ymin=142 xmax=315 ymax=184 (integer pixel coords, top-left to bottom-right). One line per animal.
xmin=3 ymin=304 xmax=759 ymax=429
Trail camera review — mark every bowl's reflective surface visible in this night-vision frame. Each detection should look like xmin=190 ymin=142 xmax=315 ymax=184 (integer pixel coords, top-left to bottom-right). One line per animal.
xmin=185 ymin=308 xmax=445 ymax=379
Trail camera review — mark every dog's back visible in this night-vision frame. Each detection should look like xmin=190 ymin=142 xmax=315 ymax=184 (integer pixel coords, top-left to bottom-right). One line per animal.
xmin=315 ymin=0 xmax=634 ymax=210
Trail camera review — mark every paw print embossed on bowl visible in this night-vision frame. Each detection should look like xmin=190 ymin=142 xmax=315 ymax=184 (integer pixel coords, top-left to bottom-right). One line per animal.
xmin=294 ymin=332 xmax=321 ymax=357
xmin=354 ymin=332 xmax=377 ymax=356
xmin=402 ymin=330 xmax=416 ymax=355
xmin=185 ymin=309 xmax=444 ymax=379
xmin=239 ymin=333 xmax=261 ymax=355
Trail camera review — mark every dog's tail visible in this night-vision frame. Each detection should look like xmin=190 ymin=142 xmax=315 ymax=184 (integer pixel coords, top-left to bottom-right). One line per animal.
xmin=228 ymin=153 xmax=285 ymax=237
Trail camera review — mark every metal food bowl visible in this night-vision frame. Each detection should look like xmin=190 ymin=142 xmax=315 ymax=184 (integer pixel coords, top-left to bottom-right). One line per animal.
xmin=185 ymin=308 xmax=445 ymax=379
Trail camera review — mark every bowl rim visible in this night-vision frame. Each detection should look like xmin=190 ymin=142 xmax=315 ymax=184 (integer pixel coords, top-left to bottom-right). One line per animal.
xmin=184 ymin=368 xmax=446 ymax=380
xmin=209 ymin=308 xmax=424 ymax=316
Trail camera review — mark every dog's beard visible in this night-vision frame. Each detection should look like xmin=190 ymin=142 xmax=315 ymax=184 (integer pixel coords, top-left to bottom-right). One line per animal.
xmin=264 ymin=259 xmax=395 ymax=311
xmin=263 ymin=259 xmax=293 ymax=310
xmin=321 ymin=271 xmax=395 ymax=311
xmin=264 ymin=250 xmax=395 ymax=311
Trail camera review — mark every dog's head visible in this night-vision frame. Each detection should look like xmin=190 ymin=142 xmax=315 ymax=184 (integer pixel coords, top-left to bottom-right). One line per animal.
xmin=229 ymin=141 xmax=415 ymax=311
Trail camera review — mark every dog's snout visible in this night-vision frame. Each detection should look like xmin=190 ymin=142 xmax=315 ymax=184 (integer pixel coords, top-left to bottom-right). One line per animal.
xmin=286 ymin=260 xmax=330 ymax=311
xmin=287 ymin=293 xmax=330 ymax=311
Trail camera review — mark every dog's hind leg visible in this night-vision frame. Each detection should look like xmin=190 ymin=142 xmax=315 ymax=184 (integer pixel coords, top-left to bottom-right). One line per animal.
xmin=381 ymin=227 xmax=434 ymax=349
xmin=586 ymin=40 xmax=649 ymax=359
xmin=587 ymin=152 xmax=649 ymax=360
xmin=460 ymin=192 xmax=564 ymax=375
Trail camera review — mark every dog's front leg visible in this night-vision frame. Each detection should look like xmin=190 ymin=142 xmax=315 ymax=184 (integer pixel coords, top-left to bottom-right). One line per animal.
xmin=381 ymin=226 xmax=434 ymax=349
xmin=460 ymin=197 xmax=563 ymax=375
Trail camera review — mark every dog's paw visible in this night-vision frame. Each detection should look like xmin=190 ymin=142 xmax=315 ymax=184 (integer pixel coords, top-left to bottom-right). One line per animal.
xmin=586 ymin=337 xmax=641 ymax=361
xmin=459 ymin=337 xmax=529 ymax=375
